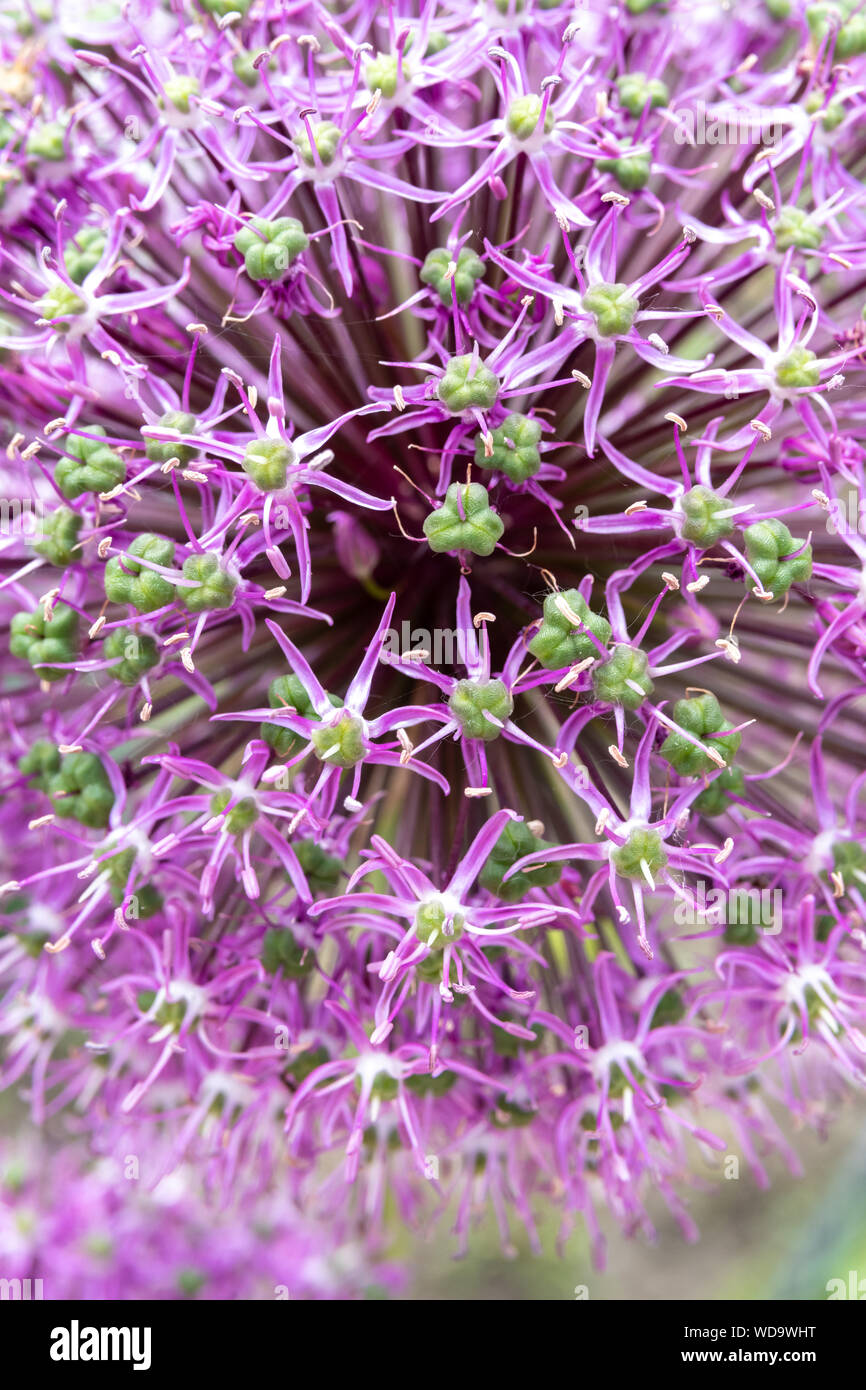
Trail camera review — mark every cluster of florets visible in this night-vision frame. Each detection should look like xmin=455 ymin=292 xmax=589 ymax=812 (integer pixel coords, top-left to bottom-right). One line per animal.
xmin=1 ymin=0 xmax=866 ymax=1281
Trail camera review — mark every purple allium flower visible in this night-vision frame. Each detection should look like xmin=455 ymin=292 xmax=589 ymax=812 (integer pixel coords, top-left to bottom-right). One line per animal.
xmin=1 ymin=0 xmax=866 ymax=1285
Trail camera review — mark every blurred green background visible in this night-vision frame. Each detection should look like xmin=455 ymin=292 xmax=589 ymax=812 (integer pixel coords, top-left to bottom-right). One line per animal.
xmin=403 ymin=1108 xmax=866 ymax=1300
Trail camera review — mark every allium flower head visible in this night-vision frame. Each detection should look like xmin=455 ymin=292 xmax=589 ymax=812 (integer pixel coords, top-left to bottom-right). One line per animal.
xmin=1 ymin=0 xmax=866 ymax=1286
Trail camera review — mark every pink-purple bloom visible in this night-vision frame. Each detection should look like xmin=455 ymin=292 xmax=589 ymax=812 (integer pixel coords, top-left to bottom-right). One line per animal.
xmin=1 ymin=0 xmax=866 ymax=1294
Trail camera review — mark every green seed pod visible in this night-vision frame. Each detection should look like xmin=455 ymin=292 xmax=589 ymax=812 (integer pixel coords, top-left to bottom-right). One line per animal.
xmin=474 ymin=413 xmax=542 ymax=482
xmin=505 ymin=95 xmax=554 ymax=142
xmin=64 ymin=227 xmax=106 ymax=284
xmin=836 ymin=15 xmax=866 ymax=57
xmin=32 ymin=506 xmax=82 ymax=568
xmin=260 ymin=673 xmax=343 ymax=760
xmin=363 ymin=52 xmax=409 ymax=99
xmin=209 ymin=788 xmax=258 ymax=836
xmin=296 ymin=120 xmax=341 ymax=167
xmin=294 ymin=839 xmax=342 ymax=895
xmin=774 ymin=346 xmax=821 ymax=389
xmin=611 ymin=826 xmax=668 ymax=880
xmin=102 ymin=627 xmax=160 ymax=686
xmin=660 ymin=692 xmax=741 ymax=777
xmin=479 ymin=820 xmax=562 ymax=901
xmin=491 ymin=1093 xmax=536 ymax=1128
xmin=310 ymin=713 xmax=366 ymax=767
xmin=597 ymin=148 xmax=652 ymax=191
xmin=233 ymin=216 xmax=309 ymax=282
xmin=591 ymin=644 xmax=653 ymax=709
xmin=103 ymin=847 xmax=162 ymax=918
xmin=162 ymin=76 xmax=200 ymax=114
xmin=144 ymin=411 xmax=198 ymax=466
xmin=180 ymin=553 xmax=238 ymax=612
xmin=10 ymin=601 xmax=79 ymax=681
xmin=724 ymin=917 xmax=758 ymax=946
xmin=415 ymin=898 xmax=465 ymax=947
xmin=19 ymin=740 xmax=61 ymax=791
xmin=743 ymin=517 xmax=812 ymax=594
xmin=581 ymin=281 xmax=640 ymax=338
xmin=201 ymin=0 xmax=252 ymax=12
xmin=679 ymin=485 xmax=734 ymax=548
xmin=447 ymin=677 xmax=513 ymax=741
xmin=105 ymin=533 xmax=177 ymax=612
xmin=261 ymin=927 xmax=315 ymax=978
xmin=528 ymin=588 xmax=611 ymax=670
xmin=693 ymin=766 xmax=747 ymax=816
xmin=649 ymin=989 xmax=685 ymax=1028
xmin=423 ymin=482 xmax=503 ymax=555
xmin=616 ymin=73 xmax=669 ymax=117
xmin=26 ymin=121 xmax=66 ymax=160
xmin=404 ymin=1070 xmax=457 ymax=1097
xmin=354 ymin=1070 xmax=400 ymax=1101
xmin=56 ymin=426 xmax=125 ymax=499
xmin=49 ymin=751 xmax=115 ymax=828
xmin=35 ymin=282 xmax=86 ymax=329
xmin=420 ymin=246 xmax=486 ymax=306
xmin=773 ymin=206 xmax=823 ymax=252
xmin=241 ymin=437 xmax=294 ymax=491
xmin=436 ymin=355 xmax=500 ymax=413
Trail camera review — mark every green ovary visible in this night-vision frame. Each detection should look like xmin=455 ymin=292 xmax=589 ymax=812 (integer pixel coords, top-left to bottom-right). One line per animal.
xmin=104 ymin=534 xmax=176 ymax=613
xmin=10 ymin=601 xmax=79 ymax=681
xmin=596 ymin=149 xmax=652 ymax=191
xmin=64 ymin=228 xmax=106 ymax=284
xmin=423 ymin=482 xmax=503 ymax=556
xmin=209 ymin=788 xmax=258 ymax=836
xmin=743 ymin=518 xmax=812 ymax=594
xmin=436 ymin=355 xmax=500 ymax=413
xmin=261 ymin=927 xmax=314 ymax=978
xmin=57 ymin=426 xmax=124 ymax=499
xmin=241 ymin=438 xmax=294 ymax=491
xmin=162 ymin=76 xmax=199 ymax=114
xmin=260 ymin=674 xmax=343 ymax=760
xmin=310 ymin=714 xmax=366 ymax=768
xmin=415 ymin=899 xmax=465 ymax=948
xmin=479 ymin=821 xmax=562 ymax=902
xmin=581 ymin=282 xmax=639 ymax=338
xmin=180 ymin=553 xmax=237 ymax=612
xmin=49 ymin=752 xmax=115 ymax=829
xmin=693 ymin=766 xmax=747 ymax=816
xmin=36 ymin=283 xmax=85 ymax=329
xmin=660 ymin=693 xmax=742 ymax=778
xmin=420 ymin=247 xmax=486 ymax=306
xmin=679 ymin=486 xmax=734 ymax=548
xmin=773 ymin=206 xmax=823 ymax=252
xmin=19 ymin=740 xmax=61 ymax=791
xmin=528 ymin=588 xmax=611 ymax=670
xmin=234 ymin=217 xmax=309 ymax=282
xmin=474 ymin=413 xmax=542 ymax=482
xmin=102 ymin=627 xmax=160 ymax=686
xmin=611 ymin=827 xmax=668 ymax=881
xmin=506 ymin=95 xmax=554 ymax=142
xmin=775 ymin=346 xmax=821 ymax=389
xmin=296 ymin=121 xmax=341 ymax=167
xmin=144 ymin=411 xmax=198 ymax=466
xmin=616 ymin=73 xmax=668 ymax=117
xmin=32 ymin=506 xmax=82 ymax=567
xmin=448 ymin=678 xmax=513 ymax=741
xmin=591 ymin=645 xmax=653 ymax=709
